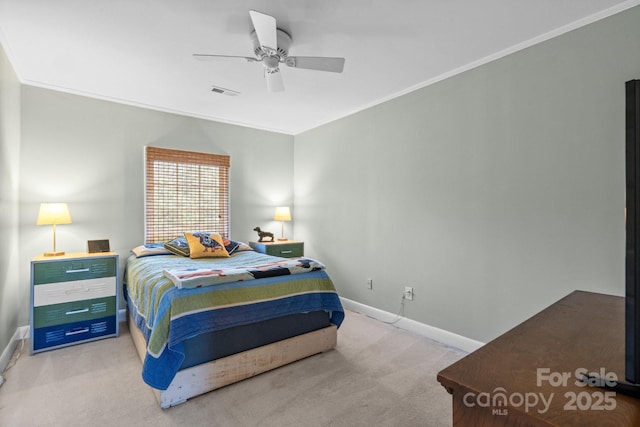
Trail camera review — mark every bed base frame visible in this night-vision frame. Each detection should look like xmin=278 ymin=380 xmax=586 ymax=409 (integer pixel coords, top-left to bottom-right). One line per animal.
xmin=128 ymin=312 xmax=337 ymax=408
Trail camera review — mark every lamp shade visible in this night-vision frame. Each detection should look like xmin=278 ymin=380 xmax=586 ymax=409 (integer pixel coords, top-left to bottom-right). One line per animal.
xmin=274 ymin=206 xmax=291 ymax=221
xmin=37 ymin=203 xmax=72 ymax=225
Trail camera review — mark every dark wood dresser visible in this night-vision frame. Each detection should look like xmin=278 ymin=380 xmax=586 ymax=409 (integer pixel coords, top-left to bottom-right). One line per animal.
xmin=437 ymin=291 xmax=640 ymax=426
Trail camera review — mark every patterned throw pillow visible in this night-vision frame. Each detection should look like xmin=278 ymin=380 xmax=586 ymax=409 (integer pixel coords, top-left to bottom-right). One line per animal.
xmin=235 ymin=241 xmax=254 ymax=252
xmin=185 ymin=232 xmax=230 ymax=258
xmin=223 ymin=238 xmax=241 ymax=255
xmin=164 ymin=236 xmax=190 ymax=257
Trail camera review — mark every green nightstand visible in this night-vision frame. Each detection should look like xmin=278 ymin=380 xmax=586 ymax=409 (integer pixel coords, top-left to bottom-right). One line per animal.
xmin=250 ymin=240 xmax=304 ymax=258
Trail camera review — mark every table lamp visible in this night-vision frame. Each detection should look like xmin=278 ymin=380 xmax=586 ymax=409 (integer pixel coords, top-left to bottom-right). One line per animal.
xmin=37 ymin=203 xmax=72 ymax=256
xmin=274 ymin=206 xmax=291 ymax=241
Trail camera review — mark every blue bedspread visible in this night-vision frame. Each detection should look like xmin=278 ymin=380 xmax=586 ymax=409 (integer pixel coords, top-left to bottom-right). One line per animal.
xmin=125 ymin=251 xmax=344 ymax=390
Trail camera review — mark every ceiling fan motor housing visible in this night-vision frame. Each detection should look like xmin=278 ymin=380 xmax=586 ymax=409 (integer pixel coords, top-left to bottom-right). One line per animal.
xmin=251 ymin=28 xmax=291 ymax=62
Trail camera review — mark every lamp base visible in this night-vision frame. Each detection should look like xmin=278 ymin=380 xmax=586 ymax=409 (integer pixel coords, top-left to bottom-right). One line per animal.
xmin=277 ymin=238 xmax=288 ymax=241
xmin=43 ymin=251 xmax=65 ymax=257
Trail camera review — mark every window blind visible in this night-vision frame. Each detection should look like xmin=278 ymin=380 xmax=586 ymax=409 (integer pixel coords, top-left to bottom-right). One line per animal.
xmin=145 ymin=146 xmax=230 ymax=243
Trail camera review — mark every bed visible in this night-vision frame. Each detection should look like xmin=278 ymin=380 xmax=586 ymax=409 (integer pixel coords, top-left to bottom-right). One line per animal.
xmin=124 ymin=242 xmax=344 ymax=408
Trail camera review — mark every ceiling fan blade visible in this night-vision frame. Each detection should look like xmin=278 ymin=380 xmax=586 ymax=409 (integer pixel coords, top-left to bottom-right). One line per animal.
xmin=193 ymin=54 xmax=258 ymax=63
xmin=249 ymin=10 xmax=277 ymax=53
xmin=265 ymin=69 xmax=284 ymax=92
xmin=285 ymin=56 xmax=345 ymax=73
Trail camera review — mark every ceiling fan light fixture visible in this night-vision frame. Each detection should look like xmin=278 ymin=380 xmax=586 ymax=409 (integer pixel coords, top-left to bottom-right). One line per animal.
xmin=263 ymin=56 xmax=280 ymax=71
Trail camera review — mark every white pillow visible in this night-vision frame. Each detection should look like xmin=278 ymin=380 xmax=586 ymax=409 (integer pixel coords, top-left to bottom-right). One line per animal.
xmin=131 ymin=243 xmax=172 ymax=258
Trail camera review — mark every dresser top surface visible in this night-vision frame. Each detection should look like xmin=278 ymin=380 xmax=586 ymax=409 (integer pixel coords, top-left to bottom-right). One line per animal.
xmin=32 ymin=251 xmax=117 ymax=262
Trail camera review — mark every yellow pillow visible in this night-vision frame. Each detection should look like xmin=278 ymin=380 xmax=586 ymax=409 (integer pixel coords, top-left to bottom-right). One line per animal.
xmin=184 ymin=232 xmax=230 ymax=258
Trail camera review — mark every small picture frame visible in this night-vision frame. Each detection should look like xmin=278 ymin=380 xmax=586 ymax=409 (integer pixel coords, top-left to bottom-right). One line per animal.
xmin=88 ymin=239 xmax=110 ymax=253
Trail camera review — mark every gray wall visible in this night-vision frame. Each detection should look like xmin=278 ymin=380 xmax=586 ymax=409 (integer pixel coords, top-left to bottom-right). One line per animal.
xmin=3 ymin=6 xmax=640 ymax=351
xmin=0 ymin=43 xmax=21 ymax=357
xmin=294 ymin=6 xmax=640 ymax=343
xmin=16 ymin=87 xmax=294 ymax=325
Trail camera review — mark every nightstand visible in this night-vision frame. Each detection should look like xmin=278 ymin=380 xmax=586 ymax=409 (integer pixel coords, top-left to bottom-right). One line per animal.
xmin=30 ymin=252 xmax=119 ymax=355
xmin=250 ymin=240 xmax=304 ymax=258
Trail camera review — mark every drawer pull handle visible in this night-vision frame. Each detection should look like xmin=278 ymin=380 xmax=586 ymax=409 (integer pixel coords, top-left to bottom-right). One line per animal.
xmin=66 ymin=268 xmax=90 ymax=274
xmin=66 ymin=308 xmax=89 ymax=315
xmin=65 ymin=288 xmax=91 ymax=295
xmin=65 ymin=327 xmax=90 ymax=336
xmin=281 ymin=250 xmax=293 ymax=254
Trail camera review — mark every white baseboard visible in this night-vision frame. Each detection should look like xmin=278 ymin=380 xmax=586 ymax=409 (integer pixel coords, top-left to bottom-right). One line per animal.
xmin=0 ymin=326 xmax=29 ymax=374
xmin=339 ymin=297 xmax=484 ymax=354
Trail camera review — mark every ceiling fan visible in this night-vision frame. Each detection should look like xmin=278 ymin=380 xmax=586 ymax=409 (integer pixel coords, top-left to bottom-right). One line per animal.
xmin=193 ymin=10 xmax=345 ymax=92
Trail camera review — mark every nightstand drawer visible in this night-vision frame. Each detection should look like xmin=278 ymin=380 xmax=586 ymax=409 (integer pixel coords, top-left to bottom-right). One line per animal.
xmin=33 ymin=276 xmax=116 ymax=306
xmin=32 ymin=316 xmax=117 ymax=350
xmin=33 ymin=296 xmax=117 ymax=328
xmin=267 ymin=243 xmax=303 ymax=257
xmin=250 ymin=241 xmax=304 ymax=258
xmin=33 ymin=257 xmax=117 ymax=285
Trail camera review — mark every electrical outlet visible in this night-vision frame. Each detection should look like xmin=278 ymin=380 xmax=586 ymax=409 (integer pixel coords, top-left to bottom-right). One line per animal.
xmin=404 ymin=286 xmax=414 ymax=301
xmin=366 ymin=278 xmax=373 ymax=289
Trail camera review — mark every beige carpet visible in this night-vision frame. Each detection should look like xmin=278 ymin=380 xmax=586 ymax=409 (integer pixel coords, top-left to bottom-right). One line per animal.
xmin=0 ymin=310 xmax=464 ymax=427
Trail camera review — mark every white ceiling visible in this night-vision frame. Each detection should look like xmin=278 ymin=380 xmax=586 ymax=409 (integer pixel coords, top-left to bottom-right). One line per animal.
xmin=0 ymin=1 xmax=637 ymax=135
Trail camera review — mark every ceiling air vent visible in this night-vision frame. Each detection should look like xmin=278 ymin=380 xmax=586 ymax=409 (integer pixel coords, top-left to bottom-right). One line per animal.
xmin=211 ymin=86 xmax=240 ymax=96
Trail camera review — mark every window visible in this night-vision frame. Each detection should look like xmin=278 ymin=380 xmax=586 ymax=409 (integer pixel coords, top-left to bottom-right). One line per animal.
xmin=144 ymin=146 xmax=230 ymax=243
